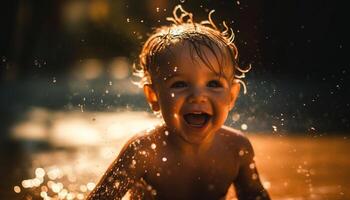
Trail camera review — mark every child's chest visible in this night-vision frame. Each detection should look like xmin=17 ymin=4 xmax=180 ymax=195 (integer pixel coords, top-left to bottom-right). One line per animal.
xmin=142 ymin=150 xmax=240 ymax=199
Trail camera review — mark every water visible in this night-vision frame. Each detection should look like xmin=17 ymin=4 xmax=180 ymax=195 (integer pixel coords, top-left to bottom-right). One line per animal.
xmin=2 ymin=110 xmax=349 ymax=200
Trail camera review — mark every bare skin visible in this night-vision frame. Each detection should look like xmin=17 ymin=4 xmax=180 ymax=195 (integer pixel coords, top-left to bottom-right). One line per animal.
xmin=86 ymin=125 xmax=269 ymax=200
xmin=87 ymin=42 xmax=270 ymax=200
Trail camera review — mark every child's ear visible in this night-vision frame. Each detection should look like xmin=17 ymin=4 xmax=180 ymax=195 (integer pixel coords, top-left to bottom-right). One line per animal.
xmin=143 ymin=84 xmax=160 ymax=112
xmin=229 ymin=81 xmax=240 ymax=110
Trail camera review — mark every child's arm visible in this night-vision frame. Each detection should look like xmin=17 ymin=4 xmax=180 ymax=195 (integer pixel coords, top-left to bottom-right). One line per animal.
xmin=86 ymin=139 xmax=143 ymax=200
xmin=233 ymin=136 xmax=271 ymax=200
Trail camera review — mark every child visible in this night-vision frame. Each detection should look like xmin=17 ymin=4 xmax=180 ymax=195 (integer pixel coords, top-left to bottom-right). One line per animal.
xmin=87 ymin=5 xmax=270 ymax=200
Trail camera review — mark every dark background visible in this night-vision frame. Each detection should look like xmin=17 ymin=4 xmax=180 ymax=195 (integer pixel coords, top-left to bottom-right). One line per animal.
xmin=0 ymin=0 xmax=349 ymax=139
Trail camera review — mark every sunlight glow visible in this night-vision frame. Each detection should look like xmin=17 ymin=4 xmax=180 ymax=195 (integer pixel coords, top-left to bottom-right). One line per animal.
xmin=10 ymin=108 xmax=160 ymax=147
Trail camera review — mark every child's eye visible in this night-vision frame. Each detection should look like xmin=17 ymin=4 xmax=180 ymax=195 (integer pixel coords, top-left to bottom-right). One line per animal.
xmin=207 ymin=80 xmax=223 ymax=88
xmin=170 ymin=81 xmax=187 ymax=88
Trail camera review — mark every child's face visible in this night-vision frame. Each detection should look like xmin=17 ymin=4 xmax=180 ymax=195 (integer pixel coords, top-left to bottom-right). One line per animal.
xmin=144 ymin=42 xmax=240 ymax=144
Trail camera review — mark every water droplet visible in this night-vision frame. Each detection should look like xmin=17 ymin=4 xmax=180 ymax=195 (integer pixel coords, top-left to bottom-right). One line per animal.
xmin=162 ymin=157 xmax=167 ymax=162
xmin=139 ymin=150 xmax=146 ymax=155
xmin=241 ymin=123 xmax=248 ymax=130
xmin=47 ymin=168 xmax=62 ymax=180
xmin=249 ymin=163 xmax=255 ymax=169
xmin=174 ymin=66 xmax=177 ymax=72
xmin=35 ymin=168 xmax=45 ymax=178
xmin=231 ymin=113 xmax=240 ymax=121
xmin=156 ymin=172 xmax=160 ymax=176
xmin=164 ymin=130 xmax=169 ymax=136
xmin=21 ymin=180 xmax=31 ymax=188
xmin=40 ymin=191 xmax=48 ymax=198
xmin=151 ymin=143 xmax=156 ymax=149
xmin=51 ymin=182 xmax=63 ymax=193
xmin=86 ymin=182 xmax=95 ymax=191
xmin=140 ymin=19 xmax=144 ymax=23
xmin=272 ymin=125 xmax=277 ymax=132
xmin=236 ymin=1 xmax=240 ymax=5
xmin=115 ymin=181 xmax=120 ymax=188
xmin=252 ymin=173 xmax=258 ymax=180
xmin=156 ymin=7 xmax=160 ymax=12
xmin=132 ymin=160 xmax=137 ymax=165
xmin=179 ymin=0 xmax=185 ymax=3
xmin=126 ymin=18 xmax=130 ymax=23
xmin=76 ymin=193 xmax=84 ymax=200
xmin=238 ymin=150 xmax=244 ymax=156
xmin=171 ymin=93 xmax=175 ymax=97
xmin=79 ymin=185 xmax=87 ymax=192
xmin=53 ymin=77 xmax=57 ymax=83
xmin=14 ymin=186 xmax=21 ymax=193
xmin=105 ymin=90 xmax=109 ymax=94
xmin=67 ymin=192 xmax=75 ymax=200
xmin=151 ymin=189 xmax=157 ymax=195
xmin=109 ymin=81 xmax=113 ymax=86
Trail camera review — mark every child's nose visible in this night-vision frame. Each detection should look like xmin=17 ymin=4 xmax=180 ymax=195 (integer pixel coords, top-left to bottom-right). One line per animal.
xmin=188 ymin=87 xmax=208 ymax=104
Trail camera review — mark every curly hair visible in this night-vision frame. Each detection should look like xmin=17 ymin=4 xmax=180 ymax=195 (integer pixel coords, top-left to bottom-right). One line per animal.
xmin=134 ymin=5 xmax=250 ymax=93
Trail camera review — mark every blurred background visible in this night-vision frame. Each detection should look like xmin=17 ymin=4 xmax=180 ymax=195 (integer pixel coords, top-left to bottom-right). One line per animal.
xmin=0 ymin=0 xmax=349 ymax=199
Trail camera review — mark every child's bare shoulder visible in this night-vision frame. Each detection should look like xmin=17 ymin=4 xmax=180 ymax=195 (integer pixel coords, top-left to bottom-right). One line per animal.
xmin=113 ymin=127 xmax=164 ymax=174
xmin=218 ymin=125 xmax=250 ymax=142
xmin=119 ymin=126 xmax=164 ymax=155
xmin=217 ymin=125 xmax=254 ymax=153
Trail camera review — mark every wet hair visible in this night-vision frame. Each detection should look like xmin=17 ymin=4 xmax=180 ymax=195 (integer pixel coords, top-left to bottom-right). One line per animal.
xmin=134 ymin=5 xmax=250 ymax=93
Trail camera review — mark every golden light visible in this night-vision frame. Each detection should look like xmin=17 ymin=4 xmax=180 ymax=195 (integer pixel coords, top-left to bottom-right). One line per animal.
xmin=86 ymin=182 xmax=95 ymax=191
xmin=13 ymin=186 xmax=21 ymax=193
xmin=231 ymin=113 xmax=240 ymax=121
xmin=79 ymin=185 xmax=87 ymax=192
xmin=88 ymin=0 xmax=109 ymax=23
xmin=47 ymin=167 xmax=63 ymax=180
xmin=50 ymin=117 xmax=102 ymax=146
xmin=72 ymin=59 xmax=103 ymax=80
xmin=58 ymin=189 xmax=68 ymax=199
xmin=10 ymin=107 xmax=160 ymax=148
xmin=241 ymin=123 xmax=248 ymax=130
xmin=35 ymin=168 xmax=46 ymax=178
xmin=11 ymin=107 xmax=49 ymax=140
xmin=51 ymin=182 xmax=63 ymax=193
xmin=21 ymin=180 xmax=32 ymax=188
xmin=11 ymin=121 xmax=47 ymax=140
xmin=77 ymin=193 xmax=85 ymax=200
xmin=108 ymin=57 xmax=130 ymax=80
xmin=40 ymin=191 xmax=48 ymax=198
xmin=66 ymin=192 xmax=76 ymax=200
xmin=105 ymin=111 xmax=160 ymax=140
xmin=62 ymin=1 xmax=87 ymax=29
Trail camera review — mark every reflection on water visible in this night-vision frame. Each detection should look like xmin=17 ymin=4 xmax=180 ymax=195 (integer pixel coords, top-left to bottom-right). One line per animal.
xmin=11 ymin=107 xmax=160 ymax=147
xmin=5 ymin=108 xmax=350 ymax=200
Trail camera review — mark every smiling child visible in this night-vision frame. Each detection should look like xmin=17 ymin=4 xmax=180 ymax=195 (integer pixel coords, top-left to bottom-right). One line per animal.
xmin=87 ymin=5 xmax=270 ymax=200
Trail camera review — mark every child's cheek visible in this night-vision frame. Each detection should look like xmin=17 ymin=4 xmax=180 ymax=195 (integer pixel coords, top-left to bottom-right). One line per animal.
xmin=212 ymin=90 xmax=231 ymax=104
xmin=159 ymin=91 xmax=180 ymax=111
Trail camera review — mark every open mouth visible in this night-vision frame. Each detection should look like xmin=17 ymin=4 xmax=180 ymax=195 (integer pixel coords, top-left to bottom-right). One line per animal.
xmin=183 ymin=112 xmax=211 ymax=128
